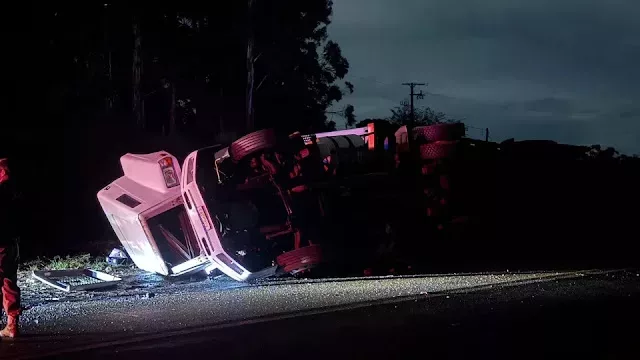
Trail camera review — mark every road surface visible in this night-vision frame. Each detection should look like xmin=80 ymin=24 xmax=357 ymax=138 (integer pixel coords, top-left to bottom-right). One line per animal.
xmin=1 ymin=269 xmax=639 ymax=359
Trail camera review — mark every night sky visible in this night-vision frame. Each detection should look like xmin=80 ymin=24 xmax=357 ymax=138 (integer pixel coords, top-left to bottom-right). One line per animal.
xmin=329 ymin=0 xmax=640 ymax=154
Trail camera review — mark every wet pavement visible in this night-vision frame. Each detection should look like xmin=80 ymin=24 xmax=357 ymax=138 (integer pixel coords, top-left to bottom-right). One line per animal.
xmin=2 ymin=269 xmax=638 ymax=359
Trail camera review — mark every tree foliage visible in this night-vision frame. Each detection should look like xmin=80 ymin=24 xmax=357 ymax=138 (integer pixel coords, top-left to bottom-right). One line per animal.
xmin=251 ymin=1 xmax=352 ymax=133
xmin=344 ymin=104 xmax=356 ymax=127
xmin=389 ymin=100 xmax=456 ymax=126
xmin=326 ymin=103 xmax=356 ymax=129
xmin=33 ymin=2 xmax=351 ymax=139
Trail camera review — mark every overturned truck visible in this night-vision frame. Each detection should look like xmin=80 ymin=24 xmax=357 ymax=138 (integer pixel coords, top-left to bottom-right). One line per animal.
xmin=98 ymin=121 xmax=477 ymax=281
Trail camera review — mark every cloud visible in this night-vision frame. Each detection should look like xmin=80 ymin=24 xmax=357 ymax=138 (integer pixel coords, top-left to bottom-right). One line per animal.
xmin=500 ymin=97 xmax=574 ymax=116
xmin=332 ymin=0 xmax=640 ymax=99
xmin=524 ymin=98 xmax=572 ymax=114
xmin=619 ymin=110 xmax=639 ymax=119
xmin=328 ymin=0 xmax=640 ymax=153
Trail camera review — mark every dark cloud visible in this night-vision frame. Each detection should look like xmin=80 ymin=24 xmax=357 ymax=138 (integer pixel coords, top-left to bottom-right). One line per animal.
xmin=328 ymin=0 xmax=640 ymax=153
xmin=619 ymin=110 xmax=638 ymax=119
xmin=506 ymin=98 xmax=574 ymax=115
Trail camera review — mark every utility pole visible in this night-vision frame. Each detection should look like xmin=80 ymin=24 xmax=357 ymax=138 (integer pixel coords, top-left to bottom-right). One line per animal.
xmin=132 ymin=16 xmax=144 ymax=129
xmin=402 ymin=82 xmax=425 ymax=125
xmin=245 ymin=0 xmax=255 ymax=133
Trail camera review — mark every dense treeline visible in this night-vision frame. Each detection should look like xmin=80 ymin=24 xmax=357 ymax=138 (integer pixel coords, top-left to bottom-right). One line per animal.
xmin=21 ymin=3 xmax=350 ymax=137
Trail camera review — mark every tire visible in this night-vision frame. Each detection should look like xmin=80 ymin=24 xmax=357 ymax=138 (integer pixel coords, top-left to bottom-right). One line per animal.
xmin=276 ymin=245 xmax=323 ymax=273
xmin=419 ymin=141 xmax=459 ymax=160
xmin=230 ymin=129 xmax=277 ymax=162
xmin=412 ymin=123 xmax=465 ymax=142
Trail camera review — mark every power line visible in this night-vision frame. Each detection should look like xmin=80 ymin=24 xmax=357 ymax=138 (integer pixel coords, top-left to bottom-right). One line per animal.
xmin=465 ymin=125 xmax=491 ymax=142
xmin=342 ymin=76 xmax=493 ymax=139
xmin=347 ymin=74 xmax=452 ymax=100
xmin=345 ymin=75 xmax=450 ymax=101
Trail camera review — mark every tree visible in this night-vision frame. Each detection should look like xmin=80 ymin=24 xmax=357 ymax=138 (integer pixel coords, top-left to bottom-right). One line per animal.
xmin=326 ymin=103 xmax=356 ymax=129
xmin=37 ymin=3 xmax=351 ymax=138
xmin=587 ymin=145 xmax=620 ymax=160
xmin=389 ymin=100 xmax=454 ymax=126
xmin=344 ymin=104 xmax=356 ymax=127
xmin=252 ymin=0 xmax=352 ymax=133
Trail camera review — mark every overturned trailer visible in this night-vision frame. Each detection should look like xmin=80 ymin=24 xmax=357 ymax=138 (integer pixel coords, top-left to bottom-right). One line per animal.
xmin=98 ymin=121 xmax=473 ymax=281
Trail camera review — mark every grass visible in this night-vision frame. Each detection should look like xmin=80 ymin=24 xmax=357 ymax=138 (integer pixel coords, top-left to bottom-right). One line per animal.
xmin=21 ymin=253 xmax=110 ymax=272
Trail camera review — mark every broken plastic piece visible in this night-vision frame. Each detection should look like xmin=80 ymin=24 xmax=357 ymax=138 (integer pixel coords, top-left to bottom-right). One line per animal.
xmin=106 ymin=248 xmax=129 ymax=266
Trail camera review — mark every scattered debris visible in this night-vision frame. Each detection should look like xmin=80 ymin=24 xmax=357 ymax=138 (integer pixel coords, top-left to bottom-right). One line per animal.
xmin=106 ymin=248 xmax=129 ymax=266
xmin=32 ymin=269 xmax=122 ymax=292
xmin=138 ymin=292 xmax=155 ymax=299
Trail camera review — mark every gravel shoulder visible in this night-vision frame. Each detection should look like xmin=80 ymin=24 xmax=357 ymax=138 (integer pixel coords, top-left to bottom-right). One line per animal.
xmin=2 ymin=269 xmax=639 ymax=359
xmin=15 ymin=270 xmax=599 ymax=335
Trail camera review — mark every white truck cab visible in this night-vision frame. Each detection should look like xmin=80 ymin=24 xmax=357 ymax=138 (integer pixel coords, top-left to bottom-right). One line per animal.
xmin=97 ymin=151 xmax=211 ymax=276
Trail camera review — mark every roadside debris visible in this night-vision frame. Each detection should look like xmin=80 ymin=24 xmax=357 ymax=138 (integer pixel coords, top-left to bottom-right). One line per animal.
xmin=106 ymin=248 xmax=129 ymax=266
xmin=137 ymin=292 xmax=155 ymax=299
xmin=31 ymin=269 xmax=122 ymax=292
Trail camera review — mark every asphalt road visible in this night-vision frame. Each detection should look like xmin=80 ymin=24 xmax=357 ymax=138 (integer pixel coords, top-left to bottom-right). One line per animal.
xmin=2 ymin=269 xmax=638 ymax=359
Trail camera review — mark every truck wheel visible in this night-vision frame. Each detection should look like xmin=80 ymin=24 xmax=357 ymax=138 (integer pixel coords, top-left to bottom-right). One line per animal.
xmin=276 ymin=245 xmax=323 ymax=274
xmin=420 ymin=141 xmax=459 ymax=160
xmin=230 ymin=129 xmax=277 ymax=162
xmin=412 ymin=123 xmax=465 ymax=142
